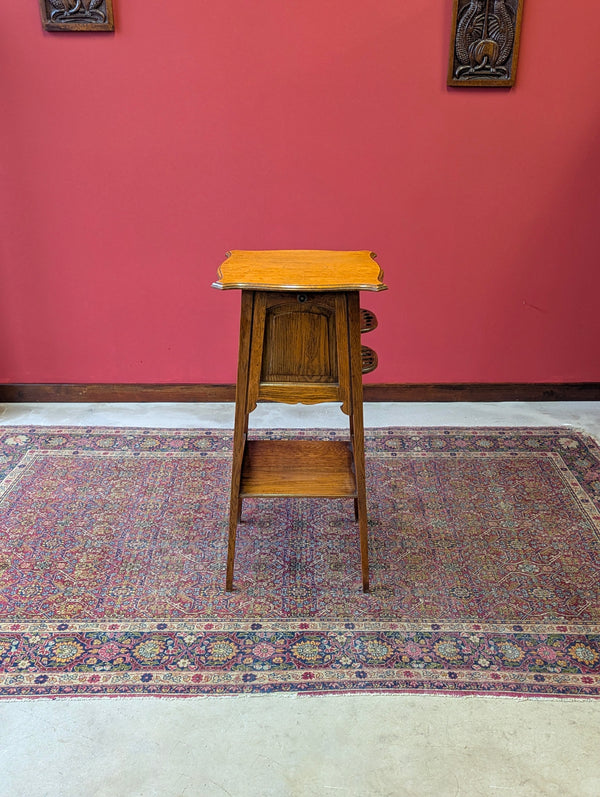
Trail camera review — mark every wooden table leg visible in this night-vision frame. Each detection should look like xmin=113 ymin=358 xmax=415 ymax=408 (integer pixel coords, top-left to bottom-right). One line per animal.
xmin=226 ymin=291 xmax=255 ymax=592
xmin=347 ymin=292 xmax=370 ymax=593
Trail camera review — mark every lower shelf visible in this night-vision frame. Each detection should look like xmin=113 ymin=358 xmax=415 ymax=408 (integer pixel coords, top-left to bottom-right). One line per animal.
xmin=240 ymin=439 xmax=357 ymax=498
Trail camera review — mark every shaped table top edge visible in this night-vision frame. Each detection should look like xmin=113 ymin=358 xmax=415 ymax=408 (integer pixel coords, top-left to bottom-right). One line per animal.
xmin=212 ymin=249 xmax=388 ymax=292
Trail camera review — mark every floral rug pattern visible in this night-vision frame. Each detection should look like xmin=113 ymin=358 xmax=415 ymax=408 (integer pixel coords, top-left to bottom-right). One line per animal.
xmin=1 ymin=426 xmax=599 ymax=698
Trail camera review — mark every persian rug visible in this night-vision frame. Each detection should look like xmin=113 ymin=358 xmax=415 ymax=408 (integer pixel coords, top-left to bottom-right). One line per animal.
xmin=0 ymin=426 xmax=599 ymax=699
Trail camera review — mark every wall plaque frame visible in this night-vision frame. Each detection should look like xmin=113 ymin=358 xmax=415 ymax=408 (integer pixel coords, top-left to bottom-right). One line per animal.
xmin=39 ymin=0 xmax=114 ymax=32
xmin=448 ymin=0 xmax=523 ymax=87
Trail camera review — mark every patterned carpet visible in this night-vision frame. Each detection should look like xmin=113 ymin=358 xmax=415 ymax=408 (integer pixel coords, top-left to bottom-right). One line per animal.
xmin=1 ymin=426 xmax=599 ymax=699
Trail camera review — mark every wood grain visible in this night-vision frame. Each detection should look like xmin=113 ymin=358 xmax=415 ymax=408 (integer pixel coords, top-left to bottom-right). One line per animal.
xmin=212 ymin=250 xmax=387 ymax=292
xmin=257 ymin=383 xmax=341 ymax=405
xmin=240 ymin=440 xmax=356 ymax=497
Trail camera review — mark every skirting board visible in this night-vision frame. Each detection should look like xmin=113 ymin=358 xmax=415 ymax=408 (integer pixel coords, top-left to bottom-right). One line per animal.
xmin=1 ymin=384 xmax=599 ymax=403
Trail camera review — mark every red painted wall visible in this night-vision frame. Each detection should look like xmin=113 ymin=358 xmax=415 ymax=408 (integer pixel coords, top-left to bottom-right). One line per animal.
xmin=1 ymin=1 xmax=599 ymax=384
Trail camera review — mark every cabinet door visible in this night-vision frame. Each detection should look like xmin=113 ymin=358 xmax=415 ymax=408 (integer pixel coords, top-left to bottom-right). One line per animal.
xmin=260 ymin=292 xmax=339 ymax=384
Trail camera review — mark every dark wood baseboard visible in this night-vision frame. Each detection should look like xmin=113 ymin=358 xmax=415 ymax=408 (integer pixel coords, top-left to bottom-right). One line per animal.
xmin=364 ymin=383 xmax=600 ymax=402
xmin=0 ymin=383 xmax=236 ymax=403
xmin=1 ymin=383 xmax=599 ymax=403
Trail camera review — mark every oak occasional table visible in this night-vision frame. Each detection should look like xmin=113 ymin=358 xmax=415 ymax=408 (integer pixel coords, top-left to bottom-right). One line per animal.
xmin=212 ymin=250 xmax=387 ymax=593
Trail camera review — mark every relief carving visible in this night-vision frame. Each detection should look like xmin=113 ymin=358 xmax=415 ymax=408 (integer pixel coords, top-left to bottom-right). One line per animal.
xmin=448 ymin=0 xmax=523 ymax=87
xmin=39 ymin=0 xmax=114 ymax=31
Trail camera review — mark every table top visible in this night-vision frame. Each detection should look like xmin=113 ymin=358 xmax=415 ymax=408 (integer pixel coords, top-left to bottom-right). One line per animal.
xmin=212 ymin=250 xmax=387 ymax=292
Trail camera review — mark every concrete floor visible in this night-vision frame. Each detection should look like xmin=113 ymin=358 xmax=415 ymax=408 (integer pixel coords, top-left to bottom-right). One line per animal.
xmin=1 ymin=401 xmax=600 ymax=797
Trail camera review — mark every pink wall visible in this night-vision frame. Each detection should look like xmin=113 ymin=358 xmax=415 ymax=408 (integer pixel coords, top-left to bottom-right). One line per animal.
xmin=1 ymin=1 xmax=599 ymax=384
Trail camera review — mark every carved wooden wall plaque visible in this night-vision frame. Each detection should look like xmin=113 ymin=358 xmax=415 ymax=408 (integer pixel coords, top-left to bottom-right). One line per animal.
xmin=39 ymin=0 xmax=114 ymax=32
xmin=448 ymin=0 xmax=523 ymax=87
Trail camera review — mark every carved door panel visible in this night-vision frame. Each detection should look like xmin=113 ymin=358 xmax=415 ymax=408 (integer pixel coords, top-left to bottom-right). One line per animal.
xmin=261 ymin=293 xmax=338 ymax=384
